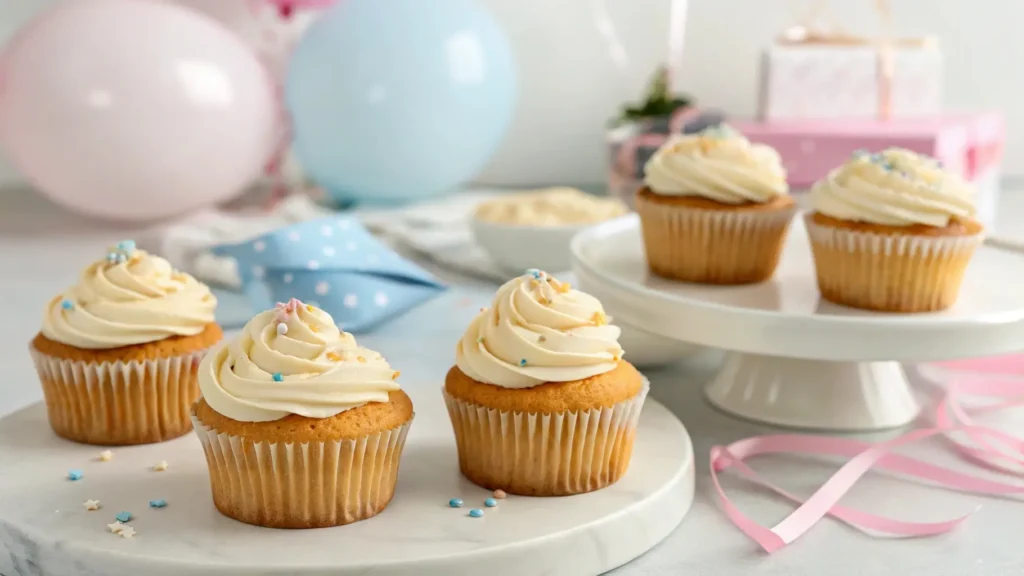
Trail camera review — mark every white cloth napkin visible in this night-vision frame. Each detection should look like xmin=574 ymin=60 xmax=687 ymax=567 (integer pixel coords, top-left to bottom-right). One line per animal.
xmin=138 ymin=191 xmax=510 ymax=290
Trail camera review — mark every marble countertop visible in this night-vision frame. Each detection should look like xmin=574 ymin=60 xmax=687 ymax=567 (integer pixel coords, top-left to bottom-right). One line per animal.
xmin=3 ymin=188 xmax=1024 ymax=576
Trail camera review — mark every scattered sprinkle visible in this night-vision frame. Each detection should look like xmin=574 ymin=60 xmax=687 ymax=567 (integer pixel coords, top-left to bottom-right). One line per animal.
xmin=306 ymin=304 xmax=315 ymax=312
xmin=357 ymin=356 xmax=366 ymax=363
xmin=591 ymin=311 xmax=608 ymax=326
xmin=852 ymin=149 xmax=868 ymax=158
xmin=538 ymin=297 xmax=550 ymax=305
xmin=61 ymin=299 xmax=74 ymax=311
xmin=119 ymin=526 xmax=137 ymax=539
xmin=107 ymin=522 xmax=126 ymax=534
xmin=276 ymin=323 xmax=289 ymax=335
xmin=551 ymin=280 xmax=571 ymax=293
xmin=484 ymin=498 xmax=497 ymax=508
xmin=83 ymin=499 xmax=101 ymax=511
xmin=477 ymin=337 xmax=485 ymax=344
xmin=115 ymin=511 xmax=132 ymax=523
xmin=519 ymin=359 xmax=527 ymax=367
xmin=99 ymin=450 xmax=113 ymax=462
xmin=493 ymin=489 xmax=507 ymax=499
xmin=272 ymin=373 xmax=283 ymax=382
xmin=525 ymin=268 xmax=543 ymax=280
xmin=117 ymin=240 xmax=136 ymax=253
xmin=106 ymin=252 xmax=118 ymax=263
xmin=469 ymin=509 xmax=484 ymax=518
xmin=149 ymin=499 xmax=167 ymax=509
xmin=393 ymin=371 xmax=401 ymax=379
xmin=68 ymin=470 xmax=83 ymax=481
xmin=479 ymin=307 xmax=486 ymax=313
xmin=538 ymin=336 xmax=546 ymax=343
xmin=309 ymin=324 xmax=319 ymax=333
xmin=327 ymin=351 xmax=342 ymax=361
xmin=449 ymin=498 xmax=464 ymax=508
xmin=152 ymin=461 xmax=168 ymax=472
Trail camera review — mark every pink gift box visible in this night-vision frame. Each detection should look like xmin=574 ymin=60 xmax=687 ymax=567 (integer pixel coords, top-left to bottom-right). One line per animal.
xmin=731 ymin=113 xmax=1006 ymax=228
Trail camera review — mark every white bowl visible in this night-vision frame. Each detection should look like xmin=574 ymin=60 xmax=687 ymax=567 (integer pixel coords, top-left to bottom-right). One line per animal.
xmin=471 ymin=218 xmax=586 ymax=275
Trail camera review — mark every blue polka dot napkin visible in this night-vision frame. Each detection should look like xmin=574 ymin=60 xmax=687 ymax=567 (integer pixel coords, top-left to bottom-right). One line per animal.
xmin=210 ymin=215 xmax=445 ymax=333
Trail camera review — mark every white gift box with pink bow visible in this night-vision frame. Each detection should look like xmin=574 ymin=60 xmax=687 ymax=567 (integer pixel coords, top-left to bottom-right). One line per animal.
xmin=759 ymin=35 xmax=943 ymax=121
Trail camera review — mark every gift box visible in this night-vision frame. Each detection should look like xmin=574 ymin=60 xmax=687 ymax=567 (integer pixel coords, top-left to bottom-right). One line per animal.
xmin=607 ymin=107 xmax=727 ymax=209
xmin=731 ymin=112 xmax=1006 ymax=229
xmin=759 ymin=37 xmax=943 ymax=121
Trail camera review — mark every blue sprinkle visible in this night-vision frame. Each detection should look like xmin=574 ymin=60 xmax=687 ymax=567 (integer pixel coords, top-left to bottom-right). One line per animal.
xmin=469 ymin=508 xmax=484 ymax=518
xmin=61 ymin=300 xmax=74 ymax=311
xmin=106 ymin=252 xmax=118 ymax=263
xmin=484 ymin=498 xmax=497 ymax=508
xmin=149 ymin=499 xmax=167 ymax=509
xmin=115 ymin=511 xmax=132 ymax=523
xmin=117 ymin=240 xmax=136 ymax=253
xmin=448 ymin=498 xmax=464 ymax=508
xmin=272 ymin=373 xmax=283 ymax=382
xmin=67 ymin=469 xmax=83 ymax=481
xmin=519 ymin=359 xmax=527 ymax=367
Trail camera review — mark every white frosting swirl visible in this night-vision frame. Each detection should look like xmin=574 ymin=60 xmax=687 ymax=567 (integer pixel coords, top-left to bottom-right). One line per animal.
xmin=42 ymin=246 xmax=216 ymax=349
xmin=811 ymin=148 xmax=977 ymax=227
xmin=643 ymin=125 xmax=789 ymax=204
xmin=199 ymin=301 xmax=400 ymax=422
xmin=455 ymin=271 xmax=623 ymax=389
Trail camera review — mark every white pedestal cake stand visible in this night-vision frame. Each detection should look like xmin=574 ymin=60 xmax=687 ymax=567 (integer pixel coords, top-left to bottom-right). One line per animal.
xmin=0 ymin=386 xmax=694 ymax=576
xmin=571 ymin=215 xmax=1024 ymax=431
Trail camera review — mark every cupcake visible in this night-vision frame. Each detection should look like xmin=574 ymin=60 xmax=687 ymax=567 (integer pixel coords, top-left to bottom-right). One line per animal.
xmin=444 ymin=270 xmax=647 ymax=496
xmin=29 ymin=241 xmax=221 ymax=445
xmin=192 ymin=299 xmax=413 ymax=528
xmin=806 ymin=148 xmax=984 ymax=312
xmin=635 ymin=124 xmax=797 ymax=284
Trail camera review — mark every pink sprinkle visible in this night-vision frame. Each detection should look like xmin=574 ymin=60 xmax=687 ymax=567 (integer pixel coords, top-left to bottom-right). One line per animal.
xmin=493 ymin=489 xmax=507 ymax=499
xmin=275 ymin=298 xmax=303 ymax=315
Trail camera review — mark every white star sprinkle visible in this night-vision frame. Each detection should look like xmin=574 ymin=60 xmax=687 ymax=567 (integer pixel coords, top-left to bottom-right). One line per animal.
xmin=374 ymin=292 xmax=389 ymax=307
xmin=343 ymin=294 xmax=358 ymax=308
xmin=315 ymin=281 xmax=330 ymax=296
xmin=152 ymin=460 xmax=169 ymax=472
xmin=83 ymin=499 xmax=101 ymax=511
xmin=99 ymin=450 xmax=113 ymax=462
xmin=119 ymin=526 xmax=136 ymax=539
xmin=107 ymin=522 xmax=126 ymax=534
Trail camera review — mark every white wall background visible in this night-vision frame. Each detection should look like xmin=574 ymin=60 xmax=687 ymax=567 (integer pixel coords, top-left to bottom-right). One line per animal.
xmin=0 ymin=0 xmax=1018 ymax=188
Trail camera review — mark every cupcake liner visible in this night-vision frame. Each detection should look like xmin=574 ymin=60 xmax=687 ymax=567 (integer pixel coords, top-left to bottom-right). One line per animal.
xmin=191 ymin=412 xmax=413 ymax=529
xmin=443 ymin=383 xmax=649 ymax=496
xmin=29 ymin=347 xmax=209 ymax=445
xmin=635 ymin=193 xmax=797 ymax=284
xmin=804 ymin=213 xmax=984 ymax=312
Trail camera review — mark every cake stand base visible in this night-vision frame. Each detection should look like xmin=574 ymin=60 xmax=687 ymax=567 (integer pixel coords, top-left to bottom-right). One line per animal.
xmin=705 ymin=352 xmax=920 ymax=431
xmin=0 ymin=395 xmax=694 ymax=576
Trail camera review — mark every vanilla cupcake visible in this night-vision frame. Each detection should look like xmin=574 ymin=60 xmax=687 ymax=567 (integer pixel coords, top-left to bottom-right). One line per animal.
xmin=192 ymin=299 xmax=413 ymax=528
xmin=806 ymin=148 xmax=984 ymax=312
xmin=444 ymin=270 xmax=647 ymax=497
xmin=635 ymin=124 xmax=796 ymax=284
xmin=29 ymin=241 xmax=221 ymax=445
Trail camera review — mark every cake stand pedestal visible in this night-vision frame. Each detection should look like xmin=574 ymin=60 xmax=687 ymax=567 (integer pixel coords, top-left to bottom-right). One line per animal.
xmin=0 ymin=387 xmax=694 ymax=576
xmin=572 ymin=215 xmax=1024 ymax=431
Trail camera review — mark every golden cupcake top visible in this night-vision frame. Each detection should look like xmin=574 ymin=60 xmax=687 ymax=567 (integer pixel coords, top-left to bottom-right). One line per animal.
xmin=41 ymin=240 xmax=216 ymax=350
xmin=198 ymin=300 xmax=400 ymax=423
xmin=810 ymin=148 xmax=977 ymax=227
xmin=474 ymin=187 xmax=627 ymax=226
xmin=642 ymin=124 xmax=789 ymax=204
xmin=455 ymin=270 xmax=623 ymax=389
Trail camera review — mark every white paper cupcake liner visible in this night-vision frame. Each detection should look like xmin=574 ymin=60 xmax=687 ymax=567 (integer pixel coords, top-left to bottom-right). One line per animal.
xmin=191 ymin=412 xmax=413 ymax=528
xmin=29 ymin=347 xmax=209 ymax=445
xmin=443 ymin=382 xmax=649 ymax=496
xmin=804 ymin=213 xmax=985 ymax=312
xmin=635 ymin=193 xmax=797 ymax=284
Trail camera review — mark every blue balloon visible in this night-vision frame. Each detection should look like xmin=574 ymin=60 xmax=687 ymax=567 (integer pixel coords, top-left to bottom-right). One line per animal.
xmin=286 ymin=0 xmax=516 ymax=205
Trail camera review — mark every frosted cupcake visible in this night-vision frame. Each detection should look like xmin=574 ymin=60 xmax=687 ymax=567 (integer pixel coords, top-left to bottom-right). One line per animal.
xmin=30 ymin=241 xmax=221 ymax=445
xmin=444 ymin=270 xmax=647 ymax=496
xmin=635 ymin=124 xmax=796 ymax=284
xmin=806 ymin=148 xmax=983 ymax=312
xmin=192 ymin=299 xmax=413 ymax=528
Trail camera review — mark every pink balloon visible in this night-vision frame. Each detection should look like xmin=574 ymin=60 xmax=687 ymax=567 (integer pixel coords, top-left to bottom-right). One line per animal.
xmin=0 ymin=0 xmax=278 ymax=221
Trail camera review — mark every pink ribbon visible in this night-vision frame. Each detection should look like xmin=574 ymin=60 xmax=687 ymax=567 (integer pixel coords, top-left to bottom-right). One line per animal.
xmin=712 ymin=354 xmax=1024 ymax=552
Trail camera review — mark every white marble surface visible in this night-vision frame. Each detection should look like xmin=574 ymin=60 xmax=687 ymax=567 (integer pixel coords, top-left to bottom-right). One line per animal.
xmin=3 ymin=189 xmax=1024 ymax=575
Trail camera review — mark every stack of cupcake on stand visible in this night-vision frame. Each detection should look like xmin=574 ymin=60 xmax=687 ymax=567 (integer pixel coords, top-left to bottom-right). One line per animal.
xmin=574 ymin=125 xmax=1024 ymax=431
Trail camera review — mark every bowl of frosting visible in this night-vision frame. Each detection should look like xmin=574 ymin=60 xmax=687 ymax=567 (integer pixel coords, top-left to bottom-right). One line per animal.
xmin=472 ymin=187 xmax=627 ymax=274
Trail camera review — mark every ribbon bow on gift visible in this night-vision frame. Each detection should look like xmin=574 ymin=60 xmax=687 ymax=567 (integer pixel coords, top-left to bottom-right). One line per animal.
xmin=776 ymin=0 xmax=937 ymax=120
xmin=211 ymin=215 xmax=445 ymax=332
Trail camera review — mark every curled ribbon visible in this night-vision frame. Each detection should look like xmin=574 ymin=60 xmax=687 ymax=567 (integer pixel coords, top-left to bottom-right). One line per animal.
xmin=711 ymin=355 xmax=1024 ymax=552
